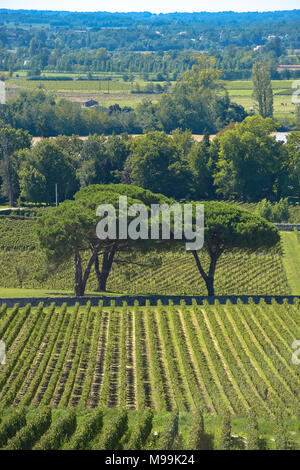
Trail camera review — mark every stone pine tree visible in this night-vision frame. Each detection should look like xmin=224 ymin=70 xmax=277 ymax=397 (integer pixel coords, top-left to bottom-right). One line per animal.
xmin=36 ymin=184 xmax=173 ymax=296
xmin=252 ymin=62 xmax=273 ymax=118
xmin=189 ymin=201 xmax=280 ymax=296
xmin=74 ymin=183 xmax=173 ymax=292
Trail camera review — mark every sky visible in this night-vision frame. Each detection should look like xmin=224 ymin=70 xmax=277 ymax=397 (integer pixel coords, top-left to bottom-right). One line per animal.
xmin=1 ymin=1 xmax=300 ymax=14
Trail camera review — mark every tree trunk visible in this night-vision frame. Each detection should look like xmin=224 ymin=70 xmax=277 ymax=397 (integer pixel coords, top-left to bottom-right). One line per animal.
xmin=74 ymin=250 xmax=84 ymax=296
xmin=95 ymin=245 xmax=116 ymax=292
xmin=206 ymin=254 xmax=217 ymax=297
xmin=82 ymin=250 xmax=97 ymax=293
xmin=73 ymin=249 xmax=96 ymax=296
xmin=191 ymin=250 xmax=219 ymax=297
xmin=205 ymin=275 xmax=215 ymax=297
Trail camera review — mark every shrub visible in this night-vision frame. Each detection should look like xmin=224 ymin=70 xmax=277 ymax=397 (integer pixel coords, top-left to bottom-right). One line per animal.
xmin=274 ymin=411 xmax=295 ymax=450
xmin=189 ymin=410 xmax=213 ymax=450
xmin=246 ymin=410 xmax=260 ymax=450
xmin=97 ymin=410 xmax=128 ymax=450
xmin=255 ymin=198 xmax=290 ymax=222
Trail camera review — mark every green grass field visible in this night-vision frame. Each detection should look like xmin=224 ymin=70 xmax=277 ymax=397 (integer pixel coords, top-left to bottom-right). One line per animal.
xmin=281 ymin=232 xmax=300 ymax=294
xmin=8 ymin=76 xmax=167 ymax=95
xmin=223 ymin=79 xmax=297 ymax=117
xmin=7 ymin=77 xmax=161 ymax=109
xmin=11 ymin=70 xmax=157 ymax=80
xmin=7 ymin=76 xmax=298 ymax=119
xmin=9 ymin=78 xmax=134 ymax=93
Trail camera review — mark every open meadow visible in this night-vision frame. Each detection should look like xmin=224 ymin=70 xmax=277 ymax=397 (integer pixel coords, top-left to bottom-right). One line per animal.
xmin=6 ymin=76 xmax=298 ymax=116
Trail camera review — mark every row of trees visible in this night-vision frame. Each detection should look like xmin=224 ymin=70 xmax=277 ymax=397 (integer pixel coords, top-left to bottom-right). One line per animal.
xmin=36 ymin=184 xmax=279 ymax=297
xmin=1 ymin=36 xmax=291 ymax=80
xmin=0 ymin=58 xmax=247 ymax=136
xmin=2 ymin=116 xmax=300 ymax=206
xmin=125 ymin=117 xmax=300 ymax=202
xmin=1 ymin=9 xmax=298 ymax=74
xmin=0 ymin=129 xmax=131 ymax=205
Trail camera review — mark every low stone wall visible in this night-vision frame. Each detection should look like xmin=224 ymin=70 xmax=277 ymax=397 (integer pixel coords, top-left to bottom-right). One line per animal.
xmin=1 ymin=294 xmax=300 ymax=308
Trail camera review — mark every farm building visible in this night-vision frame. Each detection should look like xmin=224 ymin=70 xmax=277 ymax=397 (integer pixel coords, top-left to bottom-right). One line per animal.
xmin=82 ymin=99 xmax=99 ymax=107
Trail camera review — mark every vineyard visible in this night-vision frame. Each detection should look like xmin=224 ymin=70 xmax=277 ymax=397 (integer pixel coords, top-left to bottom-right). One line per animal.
xmin=0 ymin=219 xmax=291 ymax=296
xmin=0 ymin=300 xmax=299 ymax=417
xmin=0 ymin=406 xmax=299 ymax=450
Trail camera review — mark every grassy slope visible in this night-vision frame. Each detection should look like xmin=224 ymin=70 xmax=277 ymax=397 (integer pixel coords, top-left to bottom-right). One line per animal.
xmin=281 ymin=232 xmax=300 ymax=294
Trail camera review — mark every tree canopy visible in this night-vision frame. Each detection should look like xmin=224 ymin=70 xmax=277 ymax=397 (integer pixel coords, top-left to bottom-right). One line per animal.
xmin=252 ymin=62 xmax=274 ymax=118
xmin=0 ymin=124 xmax=31 ymax=206
xmin=189 ymin=200 xmax=280 ymax=295
xmin=156 ymin=57 xmax=247 ymax=134
xmin=214 ymin=116 xmax=289 ymax=201
xmin=18 ymin=140 xmax=78 ymax=204
xmin=126 ymin=131 xmax=193 ymax=199
xmin=36 ymin=183 xmax=279 ymax=297
xmin=36 ymin=184 xmax=173 ymax=296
